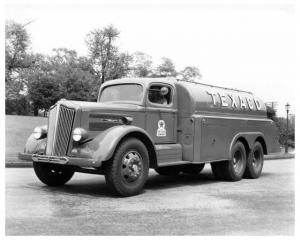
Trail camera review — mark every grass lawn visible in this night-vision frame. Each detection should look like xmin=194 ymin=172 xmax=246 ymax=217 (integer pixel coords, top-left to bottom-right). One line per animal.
xmin=5 ymin=115 xmax=47 ymax=160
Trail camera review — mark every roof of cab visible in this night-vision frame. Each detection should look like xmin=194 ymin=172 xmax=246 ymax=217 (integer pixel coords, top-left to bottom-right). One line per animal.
xmin=101 ymin=77 xmax=177 ymax=88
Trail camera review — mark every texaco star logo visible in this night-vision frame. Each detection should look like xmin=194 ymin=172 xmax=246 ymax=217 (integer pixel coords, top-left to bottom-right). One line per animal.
xmin=157 ymin=120 xmax=167 ymax=137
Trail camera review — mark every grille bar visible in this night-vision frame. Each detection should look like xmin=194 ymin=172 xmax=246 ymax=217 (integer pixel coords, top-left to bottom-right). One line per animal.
xmin=46 ymin=104 xmax=75 ymax=156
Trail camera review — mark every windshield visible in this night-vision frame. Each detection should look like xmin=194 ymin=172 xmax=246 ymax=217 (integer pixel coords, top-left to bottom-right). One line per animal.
xmin=99 ymin=84 xmax=143 ymax=103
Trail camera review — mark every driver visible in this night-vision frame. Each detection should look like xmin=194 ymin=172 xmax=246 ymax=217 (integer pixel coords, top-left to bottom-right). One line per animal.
xmin=155 ymin=87 xmax=168 ymax=104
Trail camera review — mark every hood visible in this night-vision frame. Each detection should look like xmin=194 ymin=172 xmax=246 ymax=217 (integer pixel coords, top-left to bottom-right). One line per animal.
xmin=55 ymin=99 xmax=145 ymax=134
xmin=57 ymin=99 xmax=143 ymax=112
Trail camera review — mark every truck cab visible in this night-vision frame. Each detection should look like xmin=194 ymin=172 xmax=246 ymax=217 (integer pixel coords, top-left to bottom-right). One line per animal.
xmin=20 ymin=77 xmax=280 ymax=197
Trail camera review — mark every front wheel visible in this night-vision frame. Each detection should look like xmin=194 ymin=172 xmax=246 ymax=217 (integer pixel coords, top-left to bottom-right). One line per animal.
xmin=104 ymin=138 xmax=149 ymax=197
xmin=33 ymin=162 xmax=75 ymax=186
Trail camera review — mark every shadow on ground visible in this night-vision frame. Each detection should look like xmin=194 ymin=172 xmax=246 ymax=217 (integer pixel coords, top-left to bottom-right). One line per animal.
xmin=29 ymin=171 xmax=220 ymax=198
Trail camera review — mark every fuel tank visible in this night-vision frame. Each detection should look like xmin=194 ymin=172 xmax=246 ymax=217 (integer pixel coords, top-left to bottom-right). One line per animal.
xmin=175 ymin=80 xmax=266 ymax=118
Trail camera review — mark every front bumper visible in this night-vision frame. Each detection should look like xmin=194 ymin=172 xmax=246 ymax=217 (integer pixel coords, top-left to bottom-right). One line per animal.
xmin=18 ymin=153 xmax=100 ymax=168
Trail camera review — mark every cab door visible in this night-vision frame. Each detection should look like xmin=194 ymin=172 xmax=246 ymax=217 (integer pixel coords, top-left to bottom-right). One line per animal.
xmin=145 ymin=83 xmax=177 ymax=144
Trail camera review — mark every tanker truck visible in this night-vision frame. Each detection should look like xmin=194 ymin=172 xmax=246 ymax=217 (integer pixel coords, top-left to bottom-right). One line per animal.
xmin=19 ymin=77 xmax=280 ymax=196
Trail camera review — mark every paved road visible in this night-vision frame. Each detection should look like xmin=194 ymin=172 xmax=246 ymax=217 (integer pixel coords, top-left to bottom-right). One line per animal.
xmin=6 ymin=159 xmax=294 ymax=235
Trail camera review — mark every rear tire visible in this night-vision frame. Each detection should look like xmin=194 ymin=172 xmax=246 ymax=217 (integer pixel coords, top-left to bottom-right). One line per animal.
xmin=104 ymin=138 xmax=149 ymax=197
xmin=244 ymin=142 xmax=264 ymax=179
xmin=211 ymin=141 xmax=247 ymax=181
xmin=33 ymin=162 xmax=75 ymax=186
xmin=224 ymin=141 xmax=247 ymax=181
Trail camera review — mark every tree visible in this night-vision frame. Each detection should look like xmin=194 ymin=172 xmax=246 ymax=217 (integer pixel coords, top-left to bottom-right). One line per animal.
xmin=266 ymin=106 xmax=295 ymax=148
xmin=5 ymin=20 xmax=33 ymax=98
xmin=23 ymin=48 xmax=99 ymax=115
xmin=130 ymin=51 xmax=153 ymax=77
xmin=86 ymin=25 xmax=120 ymax=83
xmin=179 ymin=66 xmax=202 ymax=81
xmin=156 ymin=57 xmax=177 ymax=77
xmin=50 ymin=48 xmax=99 ymax=101
xmin=106 ymin=52 xmax=132 ymax=80
xmin=27 ymin=74 xmax=61 ymax=116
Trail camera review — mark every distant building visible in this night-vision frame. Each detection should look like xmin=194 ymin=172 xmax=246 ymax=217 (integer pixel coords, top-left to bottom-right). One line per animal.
xmin=265 ymin=101 xmax=278 ymax=112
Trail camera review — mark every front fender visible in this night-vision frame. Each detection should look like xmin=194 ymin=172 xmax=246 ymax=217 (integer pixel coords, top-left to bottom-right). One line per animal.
xmin=76 ymin=125 xmax=155 ymax=166
xmin=24 ymin=134 xmax=47 ymax=155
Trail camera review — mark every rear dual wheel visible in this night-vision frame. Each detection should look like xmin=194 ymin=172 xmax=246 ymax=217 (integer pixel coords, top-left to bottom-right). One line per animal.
xmin=211 ymin=141 xmax=264 ymax=181
xmin=244 ymin=142 xmax=264 ymax=179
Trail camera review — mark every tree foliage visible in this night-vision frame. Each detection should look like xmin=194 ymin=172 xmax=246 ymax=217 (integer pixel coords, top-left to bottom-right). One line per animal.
xmin=23 ymin=48 xmax=98 ymax=115
xmin=50 ymin=48 xmax=98 ymax=101
xmin=5 ymin=20 xmax=31 ymax=76
xmin=156 ymin=57 xmax=177 ymax=77
xmin=86 ymin=25 xmax=131 ymax=83
xmin=266 ymin=106 xmax=295 ymax=148
xmin=106 ymin=52 xmax=132 ymax=80
xmin=179 ymin=66 xmax=202 ymax=81
xmin=5 ymin=20 xmax=33 ymax=98
xmin=130 ymin=51 xmax=153 ymax=77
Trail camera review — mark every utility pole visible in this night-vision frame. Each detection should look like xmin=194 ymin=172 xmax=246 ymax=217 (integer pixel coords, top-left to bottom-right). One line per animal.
xmin=285 ymin=103 xmax=290 ymax=153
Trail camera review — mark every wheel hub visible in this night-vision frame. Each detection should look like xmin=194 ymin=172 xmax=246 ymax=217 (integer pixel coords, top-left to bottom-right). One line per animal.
xmin=121 ymin=151 xmax=142 ymax=183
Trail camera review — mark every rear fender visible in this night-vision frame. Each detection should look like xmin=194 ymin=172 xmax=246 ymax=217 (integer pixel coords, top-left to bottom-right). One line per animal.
xmin=229 ymin=132 xmax=265 ymax=159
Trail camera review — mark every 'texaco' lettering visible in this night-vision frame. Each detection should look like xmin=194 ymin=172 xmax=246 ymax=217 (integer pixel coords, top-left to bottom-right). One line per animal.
xmin=206 ymin=91 xmax=261 ymax=111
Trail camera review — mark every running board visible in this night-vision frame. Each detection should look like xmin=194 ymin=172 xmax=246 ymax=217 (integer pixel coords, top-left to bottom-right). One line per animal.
xmin=155 ymin=144 xmax=189 ymax=167
xmin=157 ymin=161 xmax=191 ymax=167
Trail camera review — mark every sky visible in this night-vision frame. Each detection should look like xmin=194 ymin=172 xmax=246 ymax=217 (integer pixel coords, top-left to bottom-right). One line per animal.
xmin=4 ymin=0 xmax=297 ymax=117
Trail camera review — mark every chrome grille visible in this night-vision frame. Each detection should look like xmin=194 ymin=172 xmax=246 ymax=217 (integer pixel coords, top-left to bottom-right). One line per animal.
xmin=46 ymin=105 xmax=58 ymax=155
xmin=46 ymin=104 xmax=75 ymax=156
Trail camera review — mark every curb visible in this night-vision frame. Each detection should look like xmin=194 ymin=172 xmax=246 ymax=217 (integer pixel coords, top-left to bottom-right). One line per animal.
xmin=264 ymin=154 xmax=295 ymax=160
xmin=5 ymin=154 xmax=295 ymax=168
xmin=6 ymin=162 xmax=33 ymax=168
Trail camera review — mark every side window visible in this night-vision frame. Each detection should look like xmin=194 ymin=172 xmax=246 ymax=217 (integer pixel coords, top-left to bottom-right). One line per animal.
xmin=148 ymin=85 xmax=172 ymax=105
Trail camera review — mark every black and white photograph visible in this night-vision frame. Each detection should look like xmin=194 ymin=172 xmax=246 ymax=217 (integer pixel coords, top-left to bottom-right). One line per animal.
xmin=3 ymin=0 xmax=297 ymax=236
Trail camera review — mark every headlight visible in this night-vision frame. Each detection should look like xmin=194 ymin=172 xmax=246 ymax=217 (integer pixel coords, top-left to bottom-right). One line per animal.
xmin=33 ymin=126 xmax=47 ymax=140
xmin=72 ymin=128 xmax=88 ymax=142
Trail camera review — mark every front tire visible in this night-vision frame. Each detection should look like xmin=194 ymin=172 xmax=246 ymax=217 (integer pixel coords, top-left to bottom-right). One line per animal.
xmin=104 ymin=138 xmax=149 ymax=197
xmin=33 ymin=162 xmax=75 ymax=186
